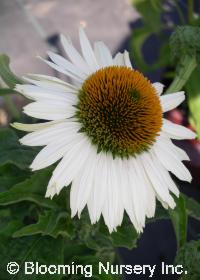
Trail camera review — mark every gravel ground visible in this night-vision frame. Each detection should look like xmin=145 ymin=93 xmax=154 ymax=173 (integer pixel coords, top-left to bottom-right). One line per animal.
xmin=0 ymin=0 xmax=139 ymax=76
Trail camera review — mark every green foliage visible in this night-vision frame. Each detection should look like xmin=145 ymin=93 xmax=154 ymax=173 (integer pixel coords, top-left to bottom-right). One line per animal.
xmin=169 ymin=195 xmax=188 ymax=248
xmin=185 ymin=68 xmax=200 ymax=139
xmin=183 ymin=194 xmax=200 ymax=222
xmin=0 ymin=164 xmax=29 ymax=192
xmin=1 ymin=2 xmax=200 ymax=276
xmin=109 ymin=220 xmax=139 ymax=249
xmin=0 ymin=223 xmax=64 ymax=280
xmin=132 ymin=0 xmax=162 ymax=32
xmin=175 ymin=240 xmax=200 ymax=280
xmin=0 ymin=54 xmax=23 ymax=88
xmin=0 ymin=88 xmax=18 ymax=95
xmin=0 ymin=128 xmax=141 ymax=279
xmin=0 ymin=128 xmax=38 ymax=169
xmin=0 ymin=167 xmax=58 ymax=208
xmin=170 ymin=26 xmax=200 ymax=63
xmin=129 ymin=27 xmax=153 ymax=71
xmin=130 ymin=0 xmax=170 ymax=73
xmin=13 ymin=210 xmax=75 ymax=239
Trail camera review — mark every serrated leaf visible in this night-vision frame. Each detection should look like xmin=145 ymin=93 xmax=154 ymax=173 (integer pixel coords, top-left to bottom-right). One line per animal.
xmin=13 ymin=210 xmax=74 ymax=239
xmin=169 ymin=195 xmax=188 ymax=248
xmin=0 ymin=168 xmax=58 ymax=209
xmin=175 ymin=240 xmax=200 ymax=280
xmin=109 ymin=223 xmax=139 ymax=249
xmin=170 ymin=26 xmax=200 ymax=63
xmin=0 ymin=54 xmax=23 ymax=88
xmin=185 ymin=68 xmax=200 ymax=139
xmin=71 ymin=255 xmax=120 ymax=280
xmin=0 ymin=128 xmax=38 ymax=169
xmin=0 ymin=223 xmax=64 ymax=280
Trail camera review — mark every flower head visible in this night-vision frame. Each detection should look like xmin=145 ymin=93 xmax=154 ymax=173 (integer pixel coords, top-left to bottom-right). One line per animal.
xmin=13 ymin=28 xmax=196 ymax=233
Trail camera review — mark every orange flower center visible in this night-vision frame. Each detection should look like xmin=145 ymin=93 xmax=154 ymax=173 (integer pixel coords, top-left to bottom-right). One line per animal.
xmin=76 ymin=66 xmax=162 ymax=158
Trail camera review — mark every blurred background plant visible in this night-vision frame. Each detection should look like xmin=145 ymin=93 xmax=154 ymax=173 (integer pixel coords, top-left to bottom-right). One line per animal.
xmin=0 ymin=0 xmax=200 ymax=279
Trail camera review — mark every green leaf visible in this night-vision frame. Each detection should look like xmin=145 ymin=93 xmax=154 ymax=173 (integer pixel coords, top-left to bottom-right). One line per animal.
xmin=0 ymin=226 xmax=64 ymax=279
xmin=166 ymin=26 xmax=200 ymax=93
xmin=0 ymin=164 xmax=30 ymax=192
xmin=129 ymin=0 xmax=171 ymax=73
xmin=169 ymin=195 xmax=188 ymax=248
xmin=170 ymin=26 xmax=200 ymax=63
xmin=13 ymin=210 xmax=75 ymax=239
xmin=0 ymin=168 xmax=58 ymax=209
xmin=132 ymin=0 xmax=162 ymax=32
xmin=183 ymin=194 xmax=200 ymax=221
xmin=148 ymin=201 xmax=169 ymax=223
xmin=0 ymin=128 xmax=38 ymax=169
xmin=77 ymin=212 xmax=139 ymax=251
xmin=0 ymin=88 xmax=18 ymax=95
xmin=129 ymin=29 xmax=171 ymax=73
xmin=175 ymin=240 xmax=200 ymax=280
xmin=109 ymin=222 xmax=139 ymax=249
xmin=0 ymin=207 xmax=65 ymax=279
xmin=0 ymin=54 xmax=23 ymax=88
xmin=185 ymin=68 xmax=200 ymax=139
xmin=129 ymin=27 xmax=152 ymax=71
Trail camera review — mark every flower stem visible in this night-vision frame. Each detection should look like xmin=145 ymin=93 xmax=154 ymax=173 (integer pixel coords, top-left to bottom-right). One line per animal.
xmin=188 ymin=0 xmax=194 ymax=24
xmin=174 ymin=0 xmax=185 ymax=25
xmin=165 ymin=55 xmax=197 ymax=93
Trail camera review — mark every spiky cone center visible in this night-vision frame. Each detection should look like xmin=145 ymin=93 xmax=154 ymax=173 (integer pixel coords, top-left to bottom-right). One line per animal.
xmin=76 ymin=66 xmax=162 ymax=158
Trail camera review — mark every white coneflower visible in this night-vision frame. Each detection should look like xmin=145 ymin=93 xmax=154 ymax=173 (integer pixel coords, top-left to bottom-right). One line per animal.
xmin=13 ymin=28 xmax=196 ymax=233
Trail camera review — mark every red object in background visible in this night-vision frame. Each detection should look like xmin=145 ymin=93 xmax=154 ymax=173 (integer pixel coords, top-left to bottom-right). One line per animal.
xmin=167 ymin=108 xmax=184 ymax=125
xmin=166 ymin=109 xmax=200 ymax=186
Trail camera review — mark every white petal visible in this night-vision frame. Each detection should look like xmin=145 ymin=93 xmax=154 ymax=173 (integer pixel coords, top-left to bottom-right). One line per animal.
xmin=11 ymin=120 xmax=60 ymax=132
xmin=30 ymin=130 xmax=79 ymax=170
xmin=128 ymin=159 xmax=147 ymax=227
xmin=150 ymin=149 xmax=179 ymax=197
xmin=20 ymin=121 xmax=80 ymax=146
xmin=23 ymin=101 xmax=75 ymax=120
xmin=47 ymin=51 xmax=87 ymax=79
xmin=87 ymin=153 xmax=108 ymax=224
xmin=153 ymin=137 xmax=192 ymax=182
xmin=79 ymin=27 xmax=99 ymax=71
xmin=70 ymin=148 xmax=97 ymax=218
xmin=23 ymin=74 xmax=77 ymax=92
xmin=94 ymin=41 xmax=113 ymax=67
xmin=120 ymin=159 xmax=144 ymax=232
xmin=160 ymin=91 xmax=185 ymax=112
xmin=46 ymin=135 xmax=91 ymax=197
xmin=153 ymin=82 xmax=164 ymax=95
xmin=60 ymin=34 xmax=90 ymax=75
xmin=111 ymin=159 xmax=124 ymax=228
xmin=113 ymin=52 xmax=125 ymax=66
xmin=158 ymin=133 xmax=190 ymax=161
xmin=162 ymin=119 xmax=196 ymax=139
xmin=102 ymin=156 xmax=123 ymax=232
xmin=140 ymin=152 xmax=176 ymax=209
xmin=38 ymin=57 xmax=83 ymax=83
xmin=124 ymin=50 xmax=132 ymax=68
xmin=16 ymin=84 xmax=77 ymax=103
xmin=134 ymin=157 xmax=156 ymax=218
xmin=45 ymin=182 xmax=57 ymax=198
